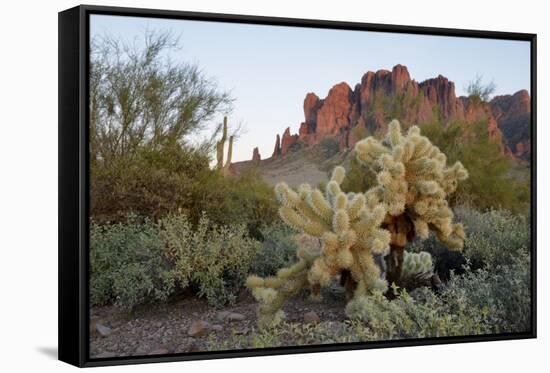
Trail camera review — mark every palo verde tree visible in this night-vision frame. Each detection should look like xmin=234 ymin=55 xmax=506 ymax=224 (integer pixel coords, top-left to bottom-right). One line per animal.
xmin=465 ymin=74 xmax=496 ymax=105
xmin=354 ymin=119 xmax=468 ymax=287
xmin=89 ymin=30 xmax=233 ymax=166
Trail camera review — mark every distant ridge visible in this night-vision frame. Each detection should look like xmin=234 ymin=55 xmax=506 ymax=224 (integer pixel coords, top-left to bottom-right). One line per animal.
xmin=235 ymin=64 xmax=531 ymax=166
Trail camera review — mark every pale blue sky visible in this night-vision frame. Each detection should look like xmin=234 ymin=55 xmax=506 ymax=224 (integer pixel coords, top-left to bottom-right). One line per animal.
xmin=91 ymin=15 xmax=531 ymax=162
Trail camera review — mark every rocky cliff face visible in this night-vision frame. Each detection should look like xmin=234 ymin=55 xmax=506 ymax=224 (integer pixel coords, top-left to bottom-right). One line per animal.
xmin=252 ymin=147 xmax=261 ymax=162
xmin=269 ymin=64 xmax=530 ymax=160
xmin=489 ymin=90 xmax=531 ymax=161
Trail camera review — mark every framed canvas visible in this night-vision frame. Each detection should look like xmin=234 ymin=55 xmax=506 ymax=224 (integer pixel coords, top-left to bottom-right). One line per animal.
xmin=58 ymin=4 xmax=537 ymax=367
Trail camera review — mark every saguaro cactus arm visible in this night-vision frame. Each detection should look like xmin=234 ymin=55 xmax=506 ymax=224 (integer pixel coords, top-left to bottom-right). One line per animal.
xmin=215 ymin=116 xmax=234 ymax=175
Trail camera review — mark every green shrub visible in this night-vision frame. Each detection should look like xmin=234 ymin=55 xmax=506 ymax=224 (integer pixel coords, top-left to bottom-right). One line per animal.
xmin=346 ymin=253 xmax=530 ymax=337
xmin=161 ymin=213 xmax=262 ymax=308
xmin=89 ymin=215 xmax=174 ymax=310
xmin=90 ymin=145 xmax=212 ymax=224
xmin=91 ymin=145 xmax=278 ymax=238
xmin=421 ymin=120 xmax=530 ymax=213
xmin=443 ymin=255 xmax=531 ymax=334
xmin=319 ymin=137 xmax=340 ymax=158
xmin=340 ymin=156 xmax=376 ymax=194
xmin=207 ymin=252 xmax=530 ymax=349
xmin=456 ymin=207 xmax=530 ymax=268
xmin=407 ymin=207 xmax=529 ymax=275
xmin=91 ymin=212 xmax=262 ymax=310
xmin=250 ymin=224 xmax=298 ymax=277
xmin=196 ymin=169 xmax=279 ymax=239
xmin=345 ymin=289 xmax=493 ymax=339
xmin=349 ymin=125 xmax=369 ymax=145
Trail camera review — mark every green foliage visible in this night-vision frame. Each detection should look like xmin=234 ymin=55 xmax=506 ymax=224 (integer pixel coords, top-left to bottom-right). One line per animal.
xmin=340 ymin=156 xmax=376 ymax=194
xmin=208 ymin=233 xmax=530 ymax=349
xmin=421 ymin=120 xmax=530 ymax=213
xmin=455 ymin=207 xmax=530 ymax=268
xmin=90 ymin=212 xmax=261 ymax=310
xmin=345 ymin=289 xmax=493 ymax=339
xmin=319 ymin=137 xmax=340 ymax=158
xmin=161 ymin=213 xmax=262 ymax=308
xmin=89 ymin=215 xmax=174 ymax=310
xmin=250 ymin=224 xmax=299 ymax=277
xmin=209 ymin=251 xmax=530 ymax=348
xmin=91 ymin=144 xmax=211 ymax=223
xmin=349 ymin=125 xmax=369 ymax=146
xmin=363 ymin=91 xmax=424 ymax=130
xmin=346 ymin=250 xmax=530 ymax=337
xmin=466 ymin=75 xmax=496 ymax=104
xmin=91 ymin=144 xmax=278 ymax=236
xmin=288 ymin=141 xmax=304 ymax=153
xmin=195 ymin=169 xmax=279 ymax=239
xmin=90 ymin=30 xmax=232 ymax=164
xmin=445 ymin=254 xmax=531 ymax=333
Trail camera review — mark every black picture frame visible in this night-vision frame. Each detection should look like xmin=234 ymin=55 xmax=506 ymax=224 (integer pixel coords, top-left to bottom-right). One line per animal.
xmin=58 ymin=4 xmax=537 ymax=368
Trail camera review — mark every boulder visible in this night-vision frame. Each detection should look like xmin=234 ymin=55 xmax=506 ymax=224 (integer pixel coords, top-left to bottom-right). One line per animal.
xmin=187 ymin=320 xmax=211 ymax=337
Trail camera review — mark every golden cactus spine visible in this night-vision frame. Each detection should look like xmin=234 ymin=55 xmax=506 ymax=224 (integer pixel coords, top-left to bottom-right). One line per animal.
xmin=354 ymin=119 xmax=468 ymax=287
xmin=246 ymin=166 xmax=390 ymax=325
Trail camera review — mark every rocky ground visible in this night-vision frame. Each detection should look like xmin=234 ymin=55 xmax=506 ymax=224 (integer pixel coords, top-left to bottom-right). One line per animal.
xmin=90 ymin=285 xmax=349 ymax=358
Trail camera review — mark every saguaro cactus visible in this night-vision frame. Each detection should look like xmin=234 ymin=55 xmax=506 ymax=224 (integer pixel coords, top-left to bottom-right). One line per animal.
xmin=216 ymin=116 xmax=233 ymax=176
xmin=246 ymin=166 xmax=391 ymax=325
xmin=354 ymin=119 xmax=468 ymax=287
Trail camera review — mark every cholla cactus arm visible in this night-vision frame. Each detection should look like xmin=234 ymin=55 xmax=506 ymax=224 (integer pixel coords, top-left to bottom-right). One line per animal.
xmin=247 ymin=166 xmax=390 ymax=325
xmin=354 ymin=119 xmax=468 ymax=286
xmin=401 ymin=251 xmax=433 ymax=280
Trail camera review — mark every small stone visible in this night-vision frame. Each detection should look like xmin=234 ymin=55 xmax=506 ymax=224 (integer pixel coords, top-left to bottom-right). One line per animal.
xmin=135 ymin=345 xmax=150 ymax=355
xmin=216 ymin=311 xmax=231 ymax=322
xmin=188 ymin=320 xmax=211 ymax=337
xmin=148 ymin=348 xmax=170 ymax=355
xmin=186 ymin=341 xmax=200 ymax=352
xmin=234 ymin=327 xmax=249 ymax=335
xmin=95 ymin=351 xmax=116 ymax=358
xmin=226 ymin=312 xmax=246 ymax=322
xmin=110 ymin=320 xmax=123 ymax=328
xmin=303 ymin=311 xmax=320 ymax=324
xmin=210 ymin=324 xmax=223 ymax=332
xmin=95 ymin=323 xmax=112 ymax=337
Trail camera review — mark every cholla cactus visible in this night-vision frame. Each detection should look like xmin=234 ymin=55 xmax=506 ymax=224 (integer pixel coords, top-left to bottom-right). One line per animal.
xmin=355 ymin=119 xmax=468 ymax=286
xmin=246 ymin=166 xmax=390 ymax=325
xmin=401 ymin=251 xmax=433 ymax=280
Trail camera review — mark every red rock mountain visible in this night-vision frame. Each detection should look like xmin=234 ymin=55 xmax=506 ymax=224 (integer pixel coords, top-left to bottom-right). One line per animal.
xmin=489 ymin=90 xmax=531 ymax=160
xmin=267 ymin=64 xmax=531 ymax=161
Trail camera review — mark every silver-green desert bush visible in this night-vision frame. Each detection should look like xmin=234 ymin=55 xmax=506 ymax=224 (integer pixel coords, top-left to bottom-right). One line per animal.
xmin=345 ymin=289 xmax=493 ymax=339
xmin=89 ymin=215 xmax=173 ymax=310
xmin=90 ymin=212 xmax=261 ymax=310
xmin=456 ymin=207 xmax=529 ymax=268
xmin=250 ymin=224 xmax=298 ymax=277
xmin=161 ymin=212 xmax=261 ymax=308
xmin=408 ymin=207 xmax=529 ymax=270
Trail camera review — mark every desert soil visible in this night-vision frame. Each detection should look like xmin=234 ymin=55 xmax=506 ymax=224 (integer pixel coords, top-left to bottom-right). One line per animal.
xmin=89 ymin=284 xmax=349 ymax=358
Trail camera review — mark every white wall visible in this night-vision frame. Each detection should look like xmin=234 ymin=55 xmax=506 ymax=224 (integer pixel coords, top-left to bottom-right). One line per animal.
xmin=0 ymin=0 xmax=546 ymax=371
